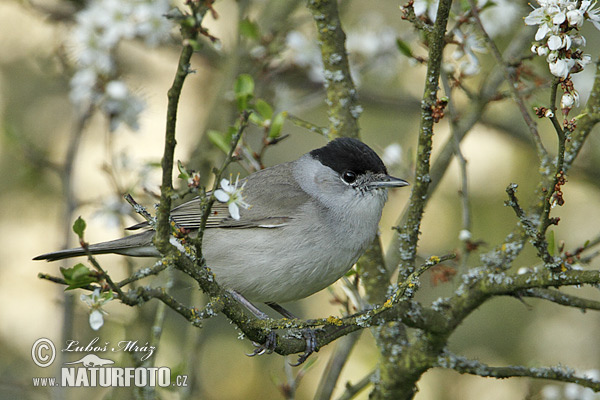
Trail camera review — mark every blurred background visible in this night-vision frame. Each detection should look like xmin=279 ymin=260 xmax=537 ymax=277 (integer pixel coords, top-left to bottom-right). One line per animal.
xmin=1 ymin=0 xmax=600 ymax=399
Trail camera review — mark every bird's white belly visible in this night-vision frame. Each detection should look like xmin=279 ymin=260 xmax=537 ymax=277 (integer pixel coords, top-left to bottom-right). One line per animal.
xmin=201 ymin=223 xmax=372 ymax=303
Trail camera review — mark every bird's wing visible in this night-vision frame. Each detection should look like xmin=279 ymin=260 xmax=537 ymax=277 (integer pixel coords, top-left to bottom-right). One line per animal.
xmin=128 ymin=162 xmax=307 ymax=231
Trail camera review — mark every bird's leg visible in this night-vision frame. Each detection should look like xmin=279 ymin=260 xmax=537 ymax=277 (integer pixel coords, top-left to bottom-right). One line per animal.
xmin=228 ymin=290 xmax=277 ymax=356
xmin=228 ymin=291 xmax=318 ymax=364
xmin=265 ymin=302 xmax=297 ymax=319
xmin=266 ymin=302 xmax=318 ymax=366
xmin=228 ymin=289 xmax=269 ymax=319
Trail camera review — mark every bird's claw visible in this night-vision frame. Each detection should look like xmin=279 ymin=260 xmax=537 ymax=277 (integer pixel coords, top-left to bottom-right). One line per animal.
xmin=290 ymin=328 xmax=317 ymax=366
xmin=247 ymin=331 xmax=277 ymax=357
xmin=246 ymin=328 xmax=318 ymax=366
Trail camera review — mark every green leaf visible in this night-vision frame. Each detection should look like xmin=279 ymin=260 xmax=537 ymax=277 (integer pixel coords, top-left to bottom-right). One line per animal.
xmin=207 ymin=130 xmax=230 ymax=154
xmin=177 ymin=160 xmax=190 ymax=181
xmin=239 ymin=18 xmax=260 ymax=40
xmin=249 ymin=112 xmax=264 ymax=126
xmin=548 ymin=230 xmax=556 ymax=257
xmin=255 ymin=99 xmax=273 ymax=120
xmin=72 ymin=217 xmax=86 ymax=239
xmin=268 ymin=111 xmax=287 ymax=139
xmin=234 ymin=74 xmax=254 ymax=111
xmin=60 ymin=263 xmax=98 ymax=290
xmin=396 ymin=38 xmax=413 ymax=58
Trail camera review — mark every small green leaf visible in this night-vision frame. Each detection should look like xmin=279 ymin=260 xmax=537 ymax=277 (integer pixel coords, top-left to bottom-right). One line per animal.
xmin=60 ymin=263 xmax=97 ymax=290
xmin=207 ymin=130 xmax=230 ymax=154
xmin=234 ymin=74 xmax=254 ymax=111
xmin=72 ymin=217 xmax=87 ymax=239
xmin=239 ymin=18 xmax=260 ymax=40
xmin=249 ymin=112 xmax=264 ymax=126
xmin=548 ymin=230 xmax=556 ymax=257
xmin=268 ymin=111 xmax=287 ymax=139
xmin=177 ymin=160 xmax=190 ymax=181
xmin=255 ymin=99 xmax=273 ymax=120
xmin=396 ymin=38 xmax=413 ymax=58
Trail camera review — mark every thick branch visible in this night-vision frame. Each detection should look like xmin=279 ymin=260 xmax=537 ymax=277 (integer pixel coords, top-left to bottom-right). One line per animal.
xmin=306 ymin=0 xmax=360 ymax=139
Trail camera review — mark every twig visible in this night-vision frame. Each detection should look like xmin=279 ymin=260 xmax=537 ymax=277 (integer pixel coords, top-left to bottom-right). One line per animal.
xmin=438 ymin=351 xmax=600 ymax=391
xmin=396 ymin=0 xmax=452 ymax=281
xmin=391 ymin=254 xmax=456 ymax=304
xmin=122 ymin=285 xmax=219 ymax=327
xmin=441 ymin=73 xmax=472 ymax=266
xmin=315 ymin=331 xmax=362 ymax=400
xmin=124 ymin=194 xmax=155 ymax=226
xmin=287 ymin=114 xmax=328 ymax=137
xmin=155 ymin=2 xmax=211 ymax=254
xmin=518 ymin=288 xmax=600 ymax=311
xmin=335 ymin=370 xmax=375 ymax=400
xmin=468 ymin=0 xmax=548 ymax=162
xmin=116 ymin=260 xmax=169 ymax=288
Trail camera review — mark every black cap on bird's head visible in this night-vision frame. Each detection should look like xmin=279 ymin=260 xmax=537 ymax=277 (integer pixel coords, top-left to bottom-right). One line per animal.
xmin=310 ymin=137 xmax=409 ymax=189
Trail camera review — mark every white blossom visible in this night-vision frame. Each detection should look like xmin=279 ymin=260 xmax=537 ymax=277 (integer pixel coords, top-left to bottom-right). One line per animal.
xmin=214 ymin=176 xmax=250 ymax=220
xmin=561 ymin=91 xmax=580 ymax=108
xmin=549 ymin=58 xmax=573 ymax=79
xmin=458 ymin=229 xmax=472 ymax=241
xmin=69 ymin=0 xmax=172 ymax=131
xmin=525 ymin=0 xmax=600 ymax=78
xmin=382 ymin=143 xmax=403 ymax=166
xmin=80 ymin=288 xmax=112 ymax=331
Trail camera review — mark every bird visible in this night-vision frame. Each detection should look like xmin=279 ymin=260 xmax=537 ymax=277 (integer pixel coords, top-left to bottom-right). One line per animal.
xmin=35 ymin=137 xmax=408 ymax=311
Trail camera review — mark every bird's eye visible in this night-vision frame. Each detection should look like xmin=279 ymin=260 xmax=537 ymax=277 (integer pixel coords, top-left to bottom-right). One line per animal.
xmin=342 ymin=170 xmax=357 ymax=184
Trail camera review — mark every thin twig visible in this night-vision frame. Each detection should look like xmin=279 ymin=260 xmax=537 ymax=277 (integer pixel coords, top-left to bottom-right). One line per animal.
xmin=438 ymin=351 xmax=600 ymax=391
xmin=518 ymin=288 xmax=600 ymax=311
xmin=335 ymin=370 xmax=375 ymax=400
xmin=468 ymin=0 xmax=548 ymax=161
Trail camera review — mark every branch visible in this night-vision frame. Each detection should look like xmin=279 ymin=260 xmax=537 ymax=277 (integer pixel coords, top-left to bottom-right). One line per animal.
xmin=306 ymin=0 xmax=360 ymax=139
xmin=518 ymin=288 xmax=600 ymax=311
xmin=468 ymin=0 xmax=548 ymax=161
xmin=396 ymin=0 xmax=453 ymax=281
xmin=121 ymin=285 xmax=220 ymax=327
xmin=155 ymin=3 xmax=209 ymax=254
xmin=336 ymin=370 xmax=375 ymax=400
xmin=438 ymin=351 xmax=600 ymax=391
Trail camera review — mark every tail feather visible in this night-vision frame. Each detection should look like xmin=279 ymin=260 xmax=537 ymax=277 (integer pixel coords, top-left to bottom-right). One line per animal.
xmin=33 ymin=231 xmax=157 ymax=261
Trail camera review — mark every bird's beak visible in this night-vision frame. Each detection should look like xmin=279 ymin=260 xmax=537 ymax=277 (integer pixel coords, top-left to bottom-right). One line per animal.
xmin=368 ymin=174 xmax=410 ymax=189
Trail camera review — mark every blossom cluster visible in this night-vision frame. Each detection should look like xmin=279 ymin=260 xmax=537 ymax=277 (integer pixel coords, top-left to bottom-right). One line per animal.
xmin=526 ymin=0 xmax=598 ymax=79
xmin=69 ymin=0 xmax=172 ymax=131
xmin=525 ymin=0 xmax=600 ymax=112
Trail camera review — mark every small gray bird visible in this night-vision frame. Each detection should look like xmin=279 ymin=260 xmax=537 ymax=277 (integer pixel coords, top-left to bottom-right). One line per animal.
xmin=35 ymin=137 xmax=408 ymax=308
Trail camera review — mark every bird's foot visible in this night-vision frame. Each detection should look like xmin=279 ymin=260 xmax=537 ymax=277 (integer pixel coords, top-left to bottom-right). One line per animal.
xmin=290 ymin=328 xmax=318 ymax=366
xmin=247 ymin=330 xmax=277 ymax=357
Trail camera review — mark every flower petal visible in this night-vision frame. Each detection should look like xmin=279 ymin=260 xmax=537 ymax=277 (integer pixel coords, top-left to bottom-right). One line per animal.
xmin=214 ymin=189 xmax=230 ymax=203
xmin=228 ymin=203 xmax=240 ymax=220
xmin=220 ymin=178 xmax=232 ymax=192
xmin=89 ymin=310 xmax=104 ymax=330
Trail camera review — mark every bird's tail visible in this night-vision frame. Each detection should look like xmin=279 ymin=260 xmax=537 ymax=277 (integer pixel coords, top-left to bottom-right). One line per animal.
xmin=33 ymin=231 xmax=157 ymax=261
